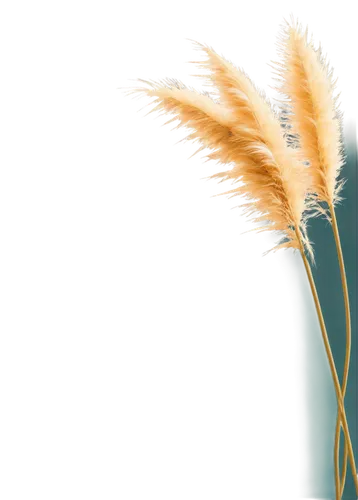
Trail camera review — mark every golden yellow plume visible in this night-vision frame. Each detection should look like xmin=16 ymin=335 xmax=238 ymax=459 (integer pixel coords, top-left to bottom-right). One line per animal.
xmin=128 ymin=56 xmax=313 ymax=256
xmin=272 ymin=19 xmax=345 ymax=206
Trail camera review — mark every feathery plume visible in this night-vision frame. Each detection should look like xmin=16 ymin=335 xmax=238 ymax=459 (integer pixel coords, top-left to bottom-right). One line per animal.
xmin=272 ymin=18 xmax=345 ymax=206
xmin=190 ymin=43 xmax=314 ymax=254
xmin=128 ymin=51 xmax=313 ymax=257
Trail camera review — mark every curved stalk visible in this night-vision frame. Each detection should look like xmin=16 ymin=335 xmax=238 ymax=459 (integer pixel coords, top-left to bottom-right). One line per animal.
xmin=329 ymin=205 xmax=351 ymax=499
xmin=296 ymin=230 xmax=358 ymax=496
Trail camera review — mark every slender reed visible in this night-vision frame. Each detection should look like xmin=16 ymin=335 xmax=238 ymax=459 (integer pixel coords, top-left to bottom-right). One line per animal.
xmin=296 ymin=230 xmax=358 ymax=496
xmin=331 ymin=206 xmax=350 ymax=495
xmin=272 ymin=19 xmax=352 ymax=498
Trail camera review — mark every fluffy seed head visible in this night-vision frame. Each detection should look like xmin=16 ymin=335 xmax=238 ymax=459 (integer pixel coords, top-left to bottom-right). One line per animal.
xmin=119 ymin=44 xmax=313 ymax=260
xmin=269 ymin=16 xmax=345 ymax=204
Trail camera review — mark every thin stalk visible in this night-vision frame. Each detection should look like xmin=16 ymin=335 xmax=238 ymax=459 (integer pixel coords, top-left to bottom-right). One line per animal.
xmin=296 ymin=230 xmax=358 ymax=496
xmin=329 ymin=204 xmax=351 ymax=498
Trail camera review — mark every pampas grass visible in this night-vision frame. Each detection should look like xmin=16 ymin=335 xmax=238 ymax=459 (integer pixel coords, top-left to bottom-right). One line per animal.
xmin=129 ymin=60 xmax=313 ymax=258
xmin=272 ymin=19 xmax=352 ymax=499
xmin=126 ymin=21 xmax=356 ymax=498
xmin=272 ymin=18 xmax=345 ymax=207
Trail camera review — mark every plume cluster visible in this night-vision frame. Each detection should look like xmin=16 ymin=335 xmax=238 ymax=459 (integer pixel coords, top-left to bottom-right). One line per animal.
xmin=121 ymin=24 xmax=344 ymax=261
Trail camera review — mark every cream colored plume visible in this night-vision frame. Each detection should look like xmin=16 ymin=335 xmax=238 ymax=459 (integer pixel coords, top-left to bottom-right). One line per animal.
xmin=129 ymin=50 xmax=313 ymax=257
xmin=272 ymin=18 xmax=345 ymax=206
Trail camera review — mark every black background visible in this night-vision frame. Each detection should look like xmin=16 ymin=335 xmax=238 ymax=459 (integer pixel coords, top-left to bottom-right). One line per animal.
xmin=107 ymin=3 xmax=356 ymax=500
